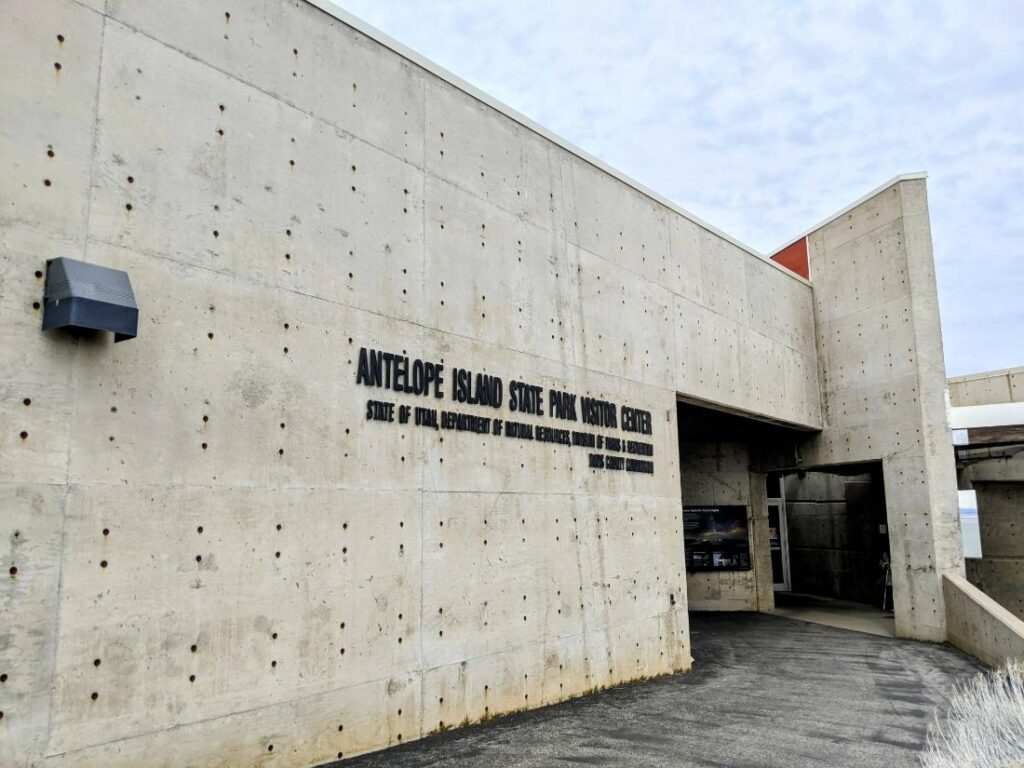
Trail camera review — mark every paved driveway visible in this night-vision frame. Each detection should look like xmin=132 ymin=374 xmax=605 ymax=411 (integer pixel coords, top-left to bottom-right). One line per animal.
xmin=329 ymin=612 xmax=982 ymax=767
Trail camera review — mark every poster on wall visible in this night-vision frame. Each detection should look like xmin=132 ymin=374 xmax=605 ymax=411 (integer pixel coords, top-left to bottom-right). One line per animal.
xmin=683 ymin=505 xmax=751 ymax=572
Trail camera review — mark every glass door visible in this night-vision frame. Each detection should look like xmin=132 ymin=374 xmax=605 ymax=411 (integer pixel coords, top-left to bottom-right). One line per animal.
xmin=768 ymin=501 xmax=791 ymax=591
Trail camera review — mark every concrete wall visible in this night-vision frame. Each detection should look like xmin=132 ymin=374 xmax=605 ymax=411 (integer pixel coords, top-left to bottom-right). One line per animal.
xmin=800 ymin=178 xmax=963 ymax=641
xmin=948 ymin=366 xmax=1024 ymax=407
xmin=959 ymin=450 xmax=1024 ymax=621
xmin=965 ymin=483 xmax=1024 ymax=620
xmin=0 ymin=1 xmax=820 ymax=766
xmin=680 ymin=443 xmax=773 ymax=612
xmin=783 ymin=471 xmax=888 ymax=605
xmin=967 ymin=558 xmax=1024 ymax=621
xmin=943 ymin=573 xmax=1024 ymax=668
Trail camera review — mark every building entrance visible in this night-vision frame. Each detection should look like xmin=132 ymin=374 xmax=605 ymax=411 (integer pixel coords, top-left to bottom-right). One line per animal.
xmin=767 ymin=498 xmax=791 ymax=592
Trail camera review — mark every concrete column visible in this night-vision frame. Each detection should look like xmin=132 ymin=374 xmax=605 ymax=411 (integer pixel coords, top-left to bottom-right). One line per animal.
xmin=803 ymin=178 xmax=963 ymax=641
xmin=749 ymin=471 xmax=775 ymax=613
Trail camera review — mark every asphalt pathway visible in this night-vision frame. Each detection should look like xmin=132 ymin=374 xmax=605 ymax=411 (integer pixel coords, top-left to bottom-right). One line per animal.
xmin=327 ymin=612 xmax=983 ymax=767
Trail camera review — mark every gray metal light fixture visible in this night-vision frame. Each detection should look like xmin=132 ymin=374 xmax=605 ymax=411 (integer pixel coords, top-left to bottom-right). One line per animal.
xmin=41 ymin=257 xmax=139 ymax=342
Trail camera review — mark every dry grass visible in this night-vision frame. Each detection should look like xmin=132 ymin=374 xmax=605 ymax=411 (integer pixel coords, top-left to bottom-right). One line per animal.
xmin=922 ymin=660 xmax=1024 ymax=768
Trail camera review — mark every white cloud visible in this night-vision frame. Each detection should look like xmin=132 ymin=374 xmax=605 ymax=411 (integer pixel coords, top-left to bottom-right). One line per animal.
xmin=335 ymin=0 xmax=1024 ymax=376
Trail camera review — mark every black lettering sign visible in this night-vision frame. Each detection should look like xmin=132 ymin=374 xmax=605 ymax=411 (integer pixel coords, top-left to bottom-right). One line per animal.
xmin=356 ymin=347 xmax=444 ymax=398
xmin=621 ymin=406 xmax=652 ymax=435
xmin=357 ymin=344 xmax=658 ymax=476
xmin=548 ymin=389 xmax=578 ymax=421
xmin=581 ymin=397 xmax=617 ymax=428
xmin=509 ymin=381 xmax=544 ymax=415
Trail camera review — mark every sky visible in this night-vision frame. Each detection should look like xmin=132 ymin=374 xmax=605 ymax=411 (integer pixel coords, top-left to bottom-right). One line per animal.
xmin=335 ymin=0 xmax=1023 ymax=377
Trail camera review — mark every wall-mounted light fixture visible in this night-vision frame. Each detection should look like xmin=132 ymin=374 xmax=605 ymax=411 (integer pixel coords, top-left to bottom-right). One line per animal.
xmin=41 ymin=257 xmax=138 ymax=342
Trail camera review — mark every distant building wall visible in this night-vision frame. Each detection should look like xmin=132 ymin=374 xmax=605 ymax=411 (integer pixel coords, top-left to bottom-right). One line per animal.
xmin=965 ymin=480 xmax=1024 ymax=621
xmin=949 ymin=366 xmax=1024 ymax=407
xmin=952 ymin=372 xmax=1024 ymax=623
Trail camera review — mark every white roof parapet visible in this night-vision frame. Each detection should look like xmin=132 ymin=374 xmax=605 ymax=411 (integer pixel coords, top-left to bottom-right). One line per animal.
xmin=306 ymin=1 xmax=812 ymax=284
xmin=949 ymin=365 xmax=1024 ymax=384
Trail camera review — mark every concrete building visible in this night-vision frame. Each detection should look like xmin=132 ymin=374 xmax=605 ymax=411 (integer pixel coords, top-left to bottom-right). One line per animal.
xmin=0 ymin=1 xmax=1018 ymax=766
xmin=950 ymin=366 xmax=1024 ymax=620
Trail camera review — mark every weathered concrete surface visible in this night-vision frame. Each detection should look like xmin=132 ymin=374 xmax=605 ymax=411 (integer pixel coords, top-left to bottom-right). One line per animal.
xmin=802 ymin=180 xmax=963 ymax=642
xmin=943 ymin=573 xmax=1024 ymax=667
xmin=0 ymin=1 xmax=818 ymax=765
xmin=967 ymin=558 xmax=1024 ymax=620
xmin=679 ymin=442 xmax=773 ymax=612
xmin=949 ymin=365 xmax=1024 ymax=407
xmin=0 ymin=0 xmax=966 ymax=766
xmin=332 ymin=612 xmax=982 ymax=768
xmin=965 ymin=482 xmax=1024 ymax=619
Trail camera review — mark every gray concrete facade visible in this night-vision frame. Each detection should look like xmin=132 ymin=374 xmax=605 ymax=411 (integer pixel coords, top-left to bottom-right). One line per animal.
xmin=949 ymin=365 xmax=1024 ymax=407
xmin=0 ymin=1 xmax=972 ymax=766
xmin=950 ymin=367 xmax=1024 ymax=623
xmin=334 ymin=612 xmax=983 ymax=768
xmin=799 ymin=181 xmax=964 ymax=641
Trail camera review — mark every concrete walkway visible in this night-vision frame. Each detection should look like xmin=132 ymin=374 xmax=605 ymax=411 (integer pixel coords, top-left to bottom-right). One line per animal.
xmin=774 ymin=591 xmax=897 ymax=638
xmin=329 ymin=613 xmax=983 ymax=768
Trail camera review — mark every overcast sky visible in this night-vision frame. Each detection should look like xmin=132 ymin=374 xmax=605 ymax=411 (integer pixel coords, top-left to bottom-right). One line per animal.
xmin=335 ymin=0 xmax=1023 ymax=377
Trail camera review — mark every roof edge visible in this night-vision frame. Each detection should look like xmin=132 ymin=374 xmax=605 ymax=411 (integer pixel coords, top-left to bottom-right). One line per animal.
xmin=769 ymin=172 xmax=929 ymax=257
xmin=305 ymin=1 xmax=810 ymax=286
xmin=948 ymin=364 xmax=1024 ymax=384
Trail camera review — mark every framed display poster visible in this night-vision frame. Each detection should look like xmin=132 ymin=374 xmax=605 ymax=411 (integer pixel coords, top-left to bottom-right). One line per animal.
xmin=683 ymin=505 xmax=751 ymax=572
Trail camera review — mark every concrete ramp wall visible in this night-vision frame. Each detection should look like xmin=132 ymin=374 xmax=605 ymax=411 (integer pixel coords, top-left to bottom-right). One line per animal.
xmin=943 ymin=573 xmax=1024 ymax=668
